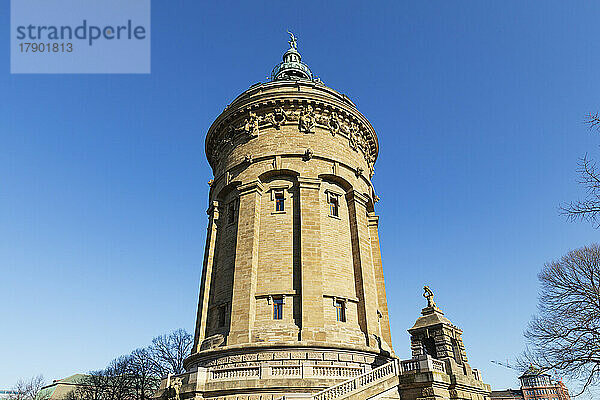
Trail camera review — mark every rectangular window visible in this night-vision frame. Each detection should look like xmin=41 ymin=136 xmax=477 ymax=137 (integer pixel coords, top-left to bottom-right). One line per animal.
xmin=275 ymin=191 xmax=285 ymax=212
xmin=335 ymin=299 xmax=346 ymax=322
xmin=218 ymin=305 xmax=227 ymax=327
xmin=328 ymin=193 xmax=339 ymax=217
xmin=273 ymin=296 xmax=283 ymax=319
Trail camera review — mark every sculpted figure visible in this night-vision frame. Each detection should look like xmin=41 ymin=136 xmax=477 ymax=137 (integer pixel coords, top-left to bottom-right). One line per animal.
xmin=244 ymin=112 xmax=259 ymax=137
xmin=170 ymin=377 xmax=183 ymax=400
xmin=271 ymin=107 xmax=287 ymax=128
xmin=299 ymin=106 xmax=315 ymax=133
xmin=348 ymin=123 xmax=359 ymax=150
xmin=423 ymin=286 xmax=436 ymax=308
xmin=329 ymin=112 xmax=340 ymax=136
xmin=287 ymin=30 xmax=297 ymax=49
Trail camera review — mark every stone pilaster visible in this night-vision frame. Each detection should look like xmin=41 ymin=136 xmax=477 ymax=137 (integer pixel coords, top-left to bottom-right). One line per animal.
xmin=194 ymin=200 xmax=220 ymax=351
xmin=347 ymin=191 xmax=380 ymax=348
xmin=228 ymin=180 xmax=263 ymax=345
xmin=297 ymin=176 xmax=325 ymax=341
xmin=368 ymin=212 xmax=393 ymax=351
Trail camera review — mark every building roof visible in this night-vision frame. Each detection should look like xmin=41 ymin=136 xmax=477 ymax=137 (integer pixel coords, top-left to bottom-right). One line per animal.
xmin=518 ymin=365 xmax=550 ymax=379
xmin=490 ymin=389 xmax=523 ymax=399
xmin=36 ymin=374 xmax=89 ymax=400
xmin=408 ymin=305 xmax=454 ymax=331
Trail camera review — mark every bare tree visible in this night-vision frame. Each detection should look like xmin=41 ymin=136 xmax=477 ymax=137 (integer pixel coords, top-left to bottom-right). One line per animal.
xmin=104 ymin=356 xmax=134 ymax=400
xmin=128 ymin=349 xmax=160 ymax=400
xmin=148 ymin=329 xmax=193 ymax=376
xmin=560 ymin=113 xmax=600 ymax=227
xmin=585 ymin=112 xmax=600 ymax=131
xmin=9 ymin=375 xmax=46 ymax=400
xmin=67 ymin=329 xmax=191 ymax=400
xmin=67 ymin=371 xmax=109 ymax=400
xmin=524 ymin=244 xmax=600 ymax=394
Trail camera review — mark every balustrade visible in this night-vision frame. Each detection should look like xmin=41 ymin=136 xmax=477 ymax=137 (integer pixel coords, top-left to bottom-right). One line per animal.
xmin=312 ymin=361 xmax=397 ymax=400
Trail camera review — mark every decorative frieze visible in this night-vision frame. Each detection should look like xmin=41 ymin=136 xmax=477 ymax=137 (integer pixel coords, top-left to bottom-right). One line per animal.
xmin=206 ymin=101 xmax=377 ymax=176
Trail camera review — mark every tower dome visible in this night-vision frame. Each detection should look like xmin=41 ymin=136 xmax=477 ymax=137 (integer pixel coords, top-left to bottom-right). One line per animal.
xmin=270 ymin=32 xmax=314 ymax=81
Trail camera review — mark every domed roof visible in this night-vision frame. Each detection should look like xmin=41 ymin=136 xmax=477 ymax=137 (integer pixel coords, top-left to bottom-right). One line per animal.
xmin=271 ymin=32 xmax=314 ymax=81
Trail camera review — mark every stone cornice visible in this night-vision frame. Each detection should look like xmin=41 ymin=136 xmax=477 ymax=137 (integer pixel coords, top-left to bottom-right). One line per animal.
xmin=297 ymin=176 xmax=321 ymax=190
xmin=237 ymin=180 xmax=264 ymax=196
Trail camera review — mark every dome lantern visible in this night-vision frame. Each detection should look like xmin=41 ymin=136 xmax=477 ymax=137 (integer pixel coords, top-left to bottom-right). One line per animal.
xmin=270 ymin=31 xmax=314 ymax=81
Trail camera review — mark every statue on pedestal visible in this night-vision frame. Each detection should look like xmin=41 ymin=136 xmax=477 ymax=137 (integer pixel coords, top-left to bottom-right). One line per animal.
xmin=423 ymin=286 xmax=436 ymax=308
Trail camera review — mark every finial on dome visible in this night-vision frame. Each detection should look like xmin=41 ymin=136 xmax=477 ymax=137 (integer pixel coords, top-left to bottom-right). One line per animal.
xmin=270 ymin=32 xmax=314 ymax=81
xmin=287 ymin=31 xmax=297 ymax=49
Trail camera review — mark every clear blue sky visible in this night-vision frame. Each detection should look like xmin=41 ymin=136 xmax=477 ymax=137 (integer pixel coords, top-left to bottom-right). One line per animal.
xmin=1 ymin=1 xmax=599 ymax=396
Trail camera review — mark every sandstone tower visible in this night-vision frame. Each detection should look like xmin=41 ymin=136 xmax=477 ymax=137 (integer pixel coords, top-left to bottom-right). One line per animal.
xmin=190 ymin=32 xmax=393 ymax=394
xmin=156 ymin=35 xmax=491 ymax=400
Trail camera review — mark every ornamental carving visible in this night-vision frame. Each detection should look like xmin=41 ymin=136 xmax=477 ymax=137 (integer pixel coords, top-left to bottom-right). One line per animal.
xmin=243 ymin=112 xmax=259 ymax=137
xmin=207 ymin=102 xmax=378 ymax=177
xmin=269 ymin=107 xmax=287 ymax=129
xmin=168 ymin=377 xmax=182 ymax=400
xmin=299 ymin=105 xmax=315 ymax=133
xmin=421 ymin=387 xmax=434 ymax=397
xmin=346 ymin=123 xmax=359 ymax=152
xmin=329 ymin=112 xmax=340 ymax=136
xmin=303 ymin=148 xmax=314 ymax=161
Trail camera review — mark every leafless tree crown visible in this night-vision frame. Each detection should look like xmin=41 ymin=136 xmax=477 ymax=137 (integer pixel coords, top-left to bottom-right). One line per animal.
xmin=524 ymin=244 xmax=600 ymax=394
xmin=15 ymin=329 xmax=192 ymax=400
xmin=149 ymin=328 xmax=193 ymax=376
xmin=560 ymin=113 xmax=600 ymax=227
xmin=9 ymin=375 xmax=45 ymax=400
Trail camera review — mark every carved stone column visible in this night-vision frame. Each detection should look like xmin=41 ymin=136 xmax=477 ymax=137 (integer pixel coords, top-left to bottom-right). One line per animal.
xmin=347 ymin=190 xmax=380 ymax=348
xmin=193 ymin=200 xmax=220 ymax=351
xmin=228 ymin=180 xmax=263 ymax=345
xmin=297 ymin=176 xmax=325 ymax=341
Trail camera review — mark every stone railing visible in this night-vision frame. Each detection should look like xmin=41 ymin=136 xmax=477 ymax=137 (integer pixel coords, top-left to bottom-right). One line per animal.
xmin=400 ymin=360 xmax=420 ymax=373
xmin=207 ymin=364 xmax=364 ymax=382
xmin=210 ymin=366 xmax=260 ymax=380
xmin=312 ymin=361 xmax=398 ymax=400
xmin=312 ymin=366 xmax=362 ymax=378
xmin=431 ymin=359 xmax=445 ymax=373
xmin=399 ymin=357 xmax=446 ymax=374
xmin=271 ymin=366 xmax=302 ymax=376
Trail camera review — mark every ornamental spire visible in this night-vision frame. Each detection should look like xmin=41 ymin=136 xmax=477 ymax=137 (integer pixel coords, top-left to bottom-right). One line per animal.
xmin=271 ymin=32 xmax=313 ymax=81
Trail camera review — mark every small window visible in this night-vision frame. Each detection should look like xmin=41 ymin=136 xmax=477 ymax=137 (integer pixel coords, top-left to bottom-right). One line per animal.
xmin=227 ymin=201 xmax=236 ymax=224
xmin=218 ymin=305 xmax=227 ymax=327
xmin=275 ymin=191 xmax=285 ymax=212
xmin=451 ymin=338 xmax=462 ymax=364
xmin=328 ymin=193 xmax=340 ymax=217
xmin=335 ymin=299 xmax=346 ymax=322
xmin=273 ymin=296 xmax=283 ymax=319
